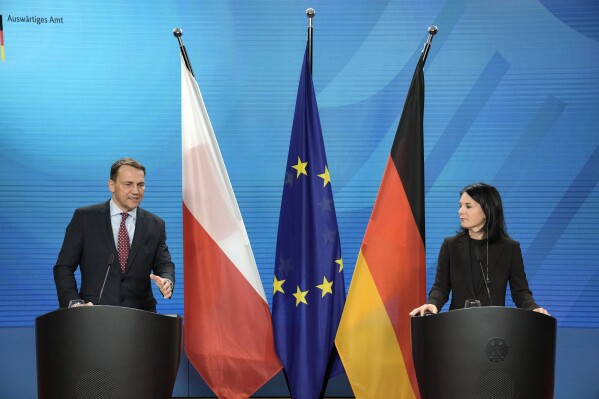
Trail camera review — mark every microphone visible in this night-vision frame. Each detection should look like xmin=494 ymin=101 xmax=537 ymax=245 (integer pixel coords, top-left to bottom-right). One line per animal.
xmin=474 ymin=246 xmax=493 ymax=306
xmin=98 ymin=254 xmax=114 ymax=305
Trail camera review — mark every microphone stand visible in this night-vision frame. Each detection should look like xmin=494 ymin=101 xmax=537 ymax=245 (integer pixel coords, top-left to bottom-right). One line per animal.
xmin=98 ymin=254 xmax=114 ymax=304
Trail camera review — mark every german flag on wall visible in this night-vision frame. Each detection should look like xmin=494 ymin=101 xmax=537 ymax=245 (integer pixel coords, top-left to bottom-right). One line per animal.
xmin=1 ymin=15 xmax=5 ymax=61
xmin=335 ymin=53 xmax=427 ymax=398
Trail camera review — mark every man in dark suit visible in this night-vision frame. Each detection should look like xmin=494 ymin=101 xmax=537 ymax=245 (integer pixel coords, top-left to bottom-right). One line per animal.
xmin=54 ymin=158 xmax=175 ymax=312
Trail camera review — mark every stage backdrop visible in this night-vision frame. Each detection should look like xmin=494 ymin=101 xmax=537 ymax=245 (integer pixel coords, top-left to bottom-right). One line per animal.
xmin=0 ymin=0 xmax=598 ymax=333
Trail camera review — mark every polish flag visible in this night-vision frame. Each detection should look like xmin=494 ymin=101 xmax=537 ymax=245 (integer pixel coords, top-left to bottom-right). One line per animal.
xmin=181 ymin=57 xmax=282 ymax=399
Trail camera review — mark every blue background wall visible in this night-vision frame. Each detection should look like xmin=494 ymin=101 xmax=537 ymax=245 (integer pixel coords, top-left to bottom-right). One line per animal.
xmin=1 ymin=0 xmax=598 ymax=397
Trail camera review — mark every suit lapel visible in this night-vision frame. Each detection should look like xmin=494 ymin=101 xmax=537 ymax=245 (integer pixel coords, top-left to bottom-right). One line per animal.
xmin=101 ymin=201 xmax=119 ymax=258
xmin=457 ymin=235 xmax=476 ymax=299
xmin=125 ymin=207 xmax=145 ymax=275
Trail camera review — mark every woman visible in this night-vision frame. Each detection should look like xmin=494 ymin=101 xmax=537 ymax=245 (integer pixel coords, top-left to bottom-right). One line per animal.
xmin=410 ymin=182 xmax=549 ymax=316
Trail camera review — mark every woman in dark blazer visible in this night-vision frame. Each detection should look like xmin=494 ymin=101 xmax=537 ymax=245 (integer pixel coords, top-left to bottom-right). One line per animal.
xmin=410 ymin=182 xmax=549 ymax=316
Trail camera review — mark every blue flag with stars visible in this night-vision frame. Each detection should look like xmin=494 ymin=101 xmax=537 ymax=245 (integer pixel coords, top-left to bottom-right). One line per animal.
xmin=272 ymin=47 xmax=346 ymax=399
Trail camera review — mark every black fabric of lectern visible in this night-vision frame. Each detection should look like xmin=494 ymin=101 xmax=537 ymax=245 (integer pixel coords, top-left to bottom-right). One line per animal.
xmin=411 ymin=307 xmax=556 ymax=399
xmin=36 ymin=305 xmax=182 ymax=399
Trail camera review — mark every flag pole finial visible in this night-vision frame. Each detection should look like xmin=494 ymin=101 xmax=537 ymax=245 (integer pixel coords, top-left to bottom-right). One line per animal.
xmin=421 ymin=25 xmax=438 ymax=66
xmin=306 ymin=9 xmax=315 ymax=74
xmin=173 ymin=27 xmax=195 ymax=77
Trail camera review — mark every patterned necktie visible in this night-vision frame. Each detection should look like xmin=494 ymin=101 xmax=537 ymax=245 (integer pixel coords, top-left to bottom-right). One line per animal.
xmin=117 ymin=212 xmax=130 ymax=273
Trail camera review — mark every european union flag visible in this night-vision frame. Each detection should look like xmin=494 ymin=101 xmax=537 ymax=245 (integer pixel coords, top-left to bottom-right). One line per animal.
xmin=272 ymin=47 xmax=346 ymax=399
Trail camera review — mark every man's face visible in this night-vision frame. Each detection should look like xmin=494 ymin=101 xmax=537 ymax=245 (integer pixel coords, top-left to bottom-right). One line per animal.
xmin=108 ymin=165 xmax=146 ymax=212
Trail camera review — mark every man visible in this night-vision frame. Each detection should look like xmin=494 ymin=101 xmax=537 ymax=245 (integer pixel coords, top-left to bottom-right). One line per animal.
xmin=54 ymin=158 xmax=175 ymax=312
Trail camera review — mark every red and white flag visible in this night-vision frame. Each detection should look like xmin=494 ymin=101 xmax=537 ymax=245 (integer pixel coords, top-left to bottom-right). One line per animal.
xmin=181 ymin=57 xmax=282 ymax=399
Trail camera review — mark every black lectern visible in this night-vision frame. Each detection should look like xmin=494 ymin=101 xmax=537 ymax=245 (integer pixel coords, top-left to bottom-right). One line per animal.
xmin=36 ymin=306 xmax=182 ymax=399
xmin=411 ymin=307 xmax=556 ymax=399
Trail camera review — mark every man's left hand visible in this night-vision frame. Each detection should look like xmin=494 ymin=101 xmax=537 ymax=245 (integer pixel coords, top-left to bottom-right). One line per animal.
xmin=150 ymin=274 xmax=173 ymax=299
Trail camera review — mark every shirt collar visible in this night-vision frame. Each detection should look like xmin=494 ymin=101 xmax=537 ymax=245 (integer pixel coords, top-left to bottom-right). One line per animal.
xmin=109 ymin=199 xmax=137 ymax=220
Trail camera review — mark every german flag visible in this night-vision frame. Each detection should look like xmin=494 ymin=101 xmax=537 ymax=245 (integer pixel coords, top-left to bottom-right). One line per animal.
xmin=335 ymin=53 xmax=427 ymax=398
xmin=0 ymin=15 xmax=5 ymax=61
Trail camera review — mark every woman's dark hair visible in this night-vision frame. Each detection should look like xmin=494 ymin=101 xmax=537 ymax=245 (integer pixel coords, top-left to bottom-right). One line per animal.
xmin=458 ymin=182 xmax=509 ymax=241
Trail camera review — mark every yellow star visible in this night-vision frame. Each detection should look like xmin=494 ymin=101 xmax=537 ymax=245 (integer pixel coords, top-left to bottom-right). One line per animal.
xmin=316 ymin=276 xmax=333 ymax=297
xmin=335 ymin=258 xmax=344 ymax=272
xmin=317 ymin=165 xmax=331 ymax=187
xmin=291 ymin=156 xmax=308 ymax=178
xmin=273 ymin=276 xmax=285 ymax=294
xmin=293 ymin=285 xmax=309 ymax=306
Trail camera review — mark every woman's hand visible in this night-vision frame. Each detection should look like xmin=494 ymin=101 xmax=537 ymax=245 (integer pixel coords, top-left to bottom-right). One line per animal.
xmin=409 ymin=304 xmax=438 ymax=317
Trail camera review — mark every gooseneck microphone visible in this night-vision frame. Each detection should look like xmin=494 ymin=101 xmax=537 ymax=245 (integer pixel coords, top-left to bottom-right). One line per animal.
xmin=98 ymin=254 xmax=114 ymax=304
xmin=474 ymin=245 xmax=493 ymax=306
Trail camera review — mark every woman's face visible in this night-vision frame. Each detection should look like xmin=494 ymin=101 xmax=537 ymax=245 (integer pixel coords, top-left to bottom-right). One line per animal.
xmin=458 ymin=192 xmax=486 ymax=233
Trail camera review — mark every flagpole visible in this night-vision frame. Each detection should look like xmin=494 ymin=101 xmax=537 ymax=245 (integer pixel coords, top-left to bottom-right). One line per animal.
xmin=173 ymin=27 xmax=195 ymax=77
xmin=306 ymin=8 xmax=315 ymax=74
xmin=421 ymin=25 xmax=438 ymax=66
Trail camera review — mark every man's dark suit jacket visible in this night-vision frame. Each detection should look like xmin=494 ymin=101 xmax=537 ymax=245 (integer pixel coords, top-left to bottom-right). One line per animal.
xmin=54 ymin=200 xmax=175 ymax=311
xmin=426 ymin=233 xmax=539 ymax=311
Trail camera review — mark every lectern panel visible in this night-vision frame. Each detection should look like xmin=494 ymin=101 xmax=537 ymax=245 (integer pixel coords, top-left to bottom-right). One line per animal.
xmin=411 ymin=307 xmax=556 ymax=399
xmin=36 ymin=306 xmax=182 ymax=399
